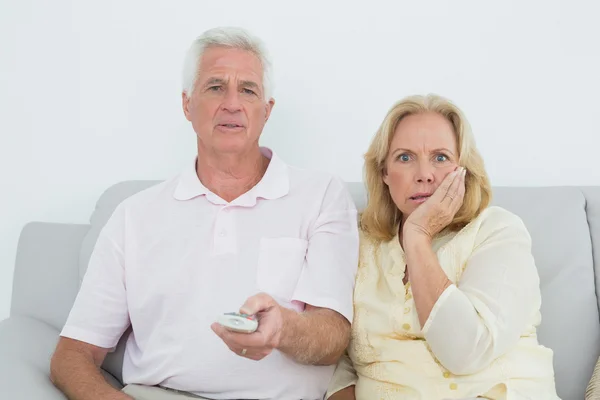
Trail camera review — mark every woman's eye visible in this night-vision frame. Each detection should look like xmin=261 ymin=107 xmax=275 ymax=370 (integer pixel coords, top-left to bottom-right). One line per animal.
xmin=398 ymin=154 xmax=410 ymax=162
xmin=436 ymin=154 xmax=448 ymax=162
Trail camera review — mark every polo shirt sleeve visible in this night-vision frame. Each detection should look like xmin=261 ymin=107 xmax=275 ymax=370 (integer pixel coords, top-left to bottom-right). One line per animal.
xmin=292 ymin=176 xmax=359 ymax=322
xmin=60 ymin=203 xmax=131 ymax=349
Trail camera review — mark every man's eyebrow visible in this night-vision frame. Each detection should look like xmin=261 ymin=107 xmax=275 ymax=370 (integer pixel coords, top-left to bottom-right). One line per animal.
xmin=239 ymin=80 xmax=260 ymax=89
xmin=205 ymin=77 xmax=227 ymax=86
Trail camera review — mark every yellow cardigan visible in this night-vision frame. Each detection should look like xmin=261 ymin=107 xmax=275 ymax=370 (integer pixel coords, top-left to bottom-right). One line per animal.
xmin=327 ymin=206 xmax=559 ymax=400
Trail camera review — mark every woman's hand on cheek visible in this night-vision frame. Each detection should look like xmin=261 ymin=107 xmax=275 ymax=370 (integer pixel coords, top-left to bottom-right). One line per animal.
xmin=403 ymin=166 xmax=466 ymax=243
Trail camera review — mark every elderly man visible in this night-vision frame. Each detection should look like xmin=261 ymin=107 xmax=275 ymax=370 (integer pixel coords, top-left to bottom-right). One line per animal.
xmin=49 ymin=27 xmax=359 ymax=400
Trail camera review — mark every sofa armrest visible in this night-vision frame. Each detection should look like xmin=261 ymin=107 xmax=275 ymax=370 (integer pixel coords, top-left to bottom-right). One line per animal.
xmin=11 ymin=222 xmax=90 ymax=331
xmin=0 ymin=316 xmax=123 ymax=399
xmin=0 ymin=316 xmax=67 ymax=399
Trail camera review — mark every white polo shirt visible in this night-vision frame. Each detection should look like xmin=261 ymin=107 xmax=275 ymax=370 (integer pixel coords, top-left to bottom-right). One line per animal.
xmin=61 ymin=148 xmax=359 ymax=400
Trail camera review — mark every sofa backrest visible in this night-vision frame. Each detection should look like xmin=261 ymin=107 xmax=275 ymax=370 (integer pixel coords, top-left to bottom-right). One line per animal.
xmin=489 ymin=186 xmax=600 ymax=400
xmin=77 ymin=181 xmax=600 ymax=399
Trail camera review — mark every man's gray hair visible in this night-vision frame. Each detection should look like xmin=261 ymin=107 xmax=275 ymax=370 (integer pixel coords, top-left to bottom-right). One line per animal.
xmin=182 ymin=27 xmax=273 ymax=101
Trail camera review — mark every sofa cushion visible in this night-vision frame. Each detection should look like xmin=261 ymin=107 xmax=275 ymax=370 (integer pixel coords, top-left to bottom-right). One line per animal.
xmin=492 ymin=186 xmax=600 ymax=400
xmin=0 ymin=317 xmax=66 ymax=400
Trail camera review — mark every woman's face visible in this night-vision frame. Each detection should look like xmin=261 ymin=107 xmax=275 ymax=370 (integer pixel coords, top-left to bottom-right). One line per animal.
xmin=383 ymin=112 xmax=459 ymax=220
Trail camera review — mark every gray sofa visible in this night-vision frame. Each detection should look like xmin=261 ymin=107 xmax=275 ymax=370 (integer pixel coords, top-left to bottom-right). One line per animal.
xmin=1 ymin=180 xmax=600 ymax=400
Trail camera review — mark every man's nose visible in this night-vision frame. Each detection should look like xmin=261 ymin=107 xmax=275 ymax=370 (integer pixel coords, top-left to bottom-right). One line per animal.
xmin=222 ymin=89 xmax=242 ymax=113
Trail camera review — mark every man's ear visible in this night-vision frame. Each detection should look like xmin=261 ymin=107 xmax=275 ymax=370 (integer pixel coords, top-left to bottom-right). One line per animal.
xmin=264 ymin=98 xmax=275 ymax=122
xmin=182 ymin=92 xmax=192 ymax=122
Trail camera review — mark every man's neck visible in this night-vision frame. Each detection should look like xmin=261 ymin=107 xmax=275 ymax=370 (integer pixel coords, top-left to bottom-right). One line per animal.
xmin=196 ymin=146 xmax=269 ymax=202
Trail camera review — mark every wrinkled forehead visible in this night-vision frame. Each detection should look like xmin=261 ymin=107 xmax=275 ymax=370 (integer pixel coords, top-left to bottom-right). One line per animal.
xmin=391 ymin=113 xmax=457 ymax=150
xmin=197 ymin=46 xmax=264 ymax=85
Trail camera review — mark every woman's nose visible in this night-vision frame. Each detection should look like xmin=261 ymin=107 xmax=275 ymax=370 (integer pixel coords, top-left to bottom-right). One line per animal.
xmin=415 ymin=164 xmax=435 ymax=183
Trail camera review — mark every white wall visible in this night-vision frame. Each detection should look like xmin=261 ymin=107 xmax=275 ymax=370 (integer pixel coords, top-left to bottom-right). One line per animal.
xmin=1 ymin=0 xmax=599 ymax=321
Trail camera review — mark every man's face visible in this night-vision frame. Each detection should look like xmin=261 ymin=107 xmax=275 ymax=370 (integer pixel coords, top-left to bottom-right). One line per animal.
xmin=182 ymin=46 xmax=275 ymax=155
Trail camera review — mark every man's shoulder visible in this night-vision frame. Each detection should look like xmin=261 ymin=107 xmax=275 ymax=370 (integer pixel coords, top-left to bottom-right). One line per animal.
xmin=116 ymin=176 xmax=179 ymax=212
xmin=286 ymin=165 xmax=348 ymax=196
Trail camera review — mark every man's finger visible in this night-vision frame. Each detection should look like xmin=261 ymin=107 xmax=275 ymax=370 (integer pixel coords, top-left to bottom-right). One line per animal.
xmin=212 ymin=323 xmax=245 ymax=347
xmin=229 ymin=331 xmax=267 ymax=348
xmin=211 ymin=323 xmax=245 ymax=345
xmin=212 ymin=322 xmax=268 ymax=348
xmin=211 ymin=322 xmax=227 ymax=338
xmin=240 ymin=292 xmax=275 ymax=315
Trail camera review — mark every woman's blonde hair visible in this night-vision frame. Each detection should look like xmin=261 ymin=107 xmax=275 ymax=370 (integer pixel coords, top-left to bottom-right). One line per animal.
xmin=361 ymin=94 xmax=492 ymax=242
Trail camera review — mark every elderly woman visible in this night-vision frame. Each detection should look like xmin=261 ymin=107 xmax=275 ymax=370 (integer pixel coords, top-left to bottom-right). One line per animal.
xmin=327 ymin=94 xmax=559 ymax=400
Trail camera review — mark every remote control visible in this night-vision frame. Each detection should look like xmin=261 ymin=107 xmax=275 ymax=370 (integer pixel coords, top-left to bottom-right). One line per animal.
xmin=217 ymin=312 xmax=258 ymax=333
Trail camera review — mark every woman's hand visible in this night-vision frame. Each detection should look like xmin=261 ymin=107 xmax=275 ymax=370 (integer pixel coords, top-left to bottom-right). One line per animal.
xmin=403 ymin=166 xmax=466 ymax=243
xmin=328 ymin=385 xmax=356 ymax=400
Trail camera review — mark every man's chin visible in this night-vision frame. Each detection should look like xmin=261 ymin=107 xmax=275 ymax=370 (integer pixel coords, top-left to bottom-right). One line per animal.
xmin=209 ymin=139 xmax=255 ymax=155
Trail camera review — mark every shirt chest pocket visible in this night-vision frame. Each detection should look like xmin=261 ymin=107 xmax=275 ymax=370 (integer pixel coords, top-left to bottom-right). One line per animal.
xmin=256 ymin=237 xmax=308 ymax=303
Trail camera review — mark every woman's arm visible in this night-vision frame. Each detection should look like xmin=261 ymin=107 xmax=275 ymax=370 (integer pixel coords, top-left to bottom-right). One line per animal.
xmin=403 ymin=234 xmax=452 ymax=328
xmin=401 ymin=167 xmax=464 ymax=328
xmin=405 ymin=210 xmax=540 ymax=375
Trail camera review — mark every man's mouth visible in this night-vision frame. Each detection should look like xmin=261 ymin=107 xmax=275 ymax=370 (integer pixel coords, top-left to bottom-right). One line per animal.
xmin=219 ymin=123 xmax=243 ymax=128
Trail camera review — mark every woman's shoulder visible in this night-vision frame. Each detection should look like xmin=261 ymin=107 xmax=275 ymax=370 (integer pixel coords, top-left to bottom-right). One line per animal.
xmin=358 ymin=227 xmax=393 ymax=248
xmin=470 ymin=205 xmax=532 ymax=245
xmin=358 ymin=227 xmax=376 ymax=242
xmin=358 ymin=228 xmax=380 ymax=254
xmin=357 ymin=227 xmax=394 ymax=264
xmin=476 ymin=205 xmax=528 ymax=228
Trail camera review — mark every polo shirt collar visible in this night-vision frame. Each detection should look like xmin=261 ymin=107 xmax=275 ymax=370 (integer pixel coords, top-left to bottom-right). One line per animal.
xmin=173 ymin=147 xmax=289 ymax=205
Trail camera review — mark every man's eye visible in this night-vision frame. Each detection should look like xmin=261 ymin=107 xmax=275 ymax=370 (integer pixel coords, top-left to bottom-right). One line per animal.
xmin=208 ymin=86 xmax=222 ymax=91
xmin=242 ymin=88 xmax=256 ymax=95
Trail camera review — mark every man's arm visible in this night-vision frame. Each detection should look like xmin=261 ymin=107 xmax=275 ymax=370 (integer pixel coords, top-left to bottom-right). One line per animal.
xmin=277 ymin=176 xmax=357 ymax=365
xmin=278 ymin=304 xmax=350 ymax=365
xmin=211 ymin=294 xmax=350 ymax=366
xmin=50 ymin=338 xmax=132 ymax=400
xmin=327 ymin=386 xmax=355 ymax=400
xmin=51 ymin=203 xmax=132 ymax=399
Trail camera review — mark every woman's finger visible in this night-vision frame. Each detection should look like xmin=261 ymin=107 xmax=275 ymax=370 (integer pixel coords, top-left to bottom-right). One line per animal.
xmin=450 ymin=167 xmax=465 ymax=199
xmin=434 ymin=168 xmax=461 ymax=202
xmin=458 ymin=168 xmax=467 ymax=199
xmin=442 ymin=167 xmax=463 ymax=203
xmin=449 ymin=168 xmax=467 ymax=211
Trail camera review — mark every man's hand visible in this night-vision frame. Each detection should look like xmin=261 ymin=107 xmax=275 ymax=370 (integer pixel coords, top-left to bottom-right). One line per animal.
xmin=211 ymin=292 xmax=284 ymax=361
xmin=212 ymin=292 xmax=350 ymax=365
xmin=403 ymin=166 xmax=466 ymax=243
